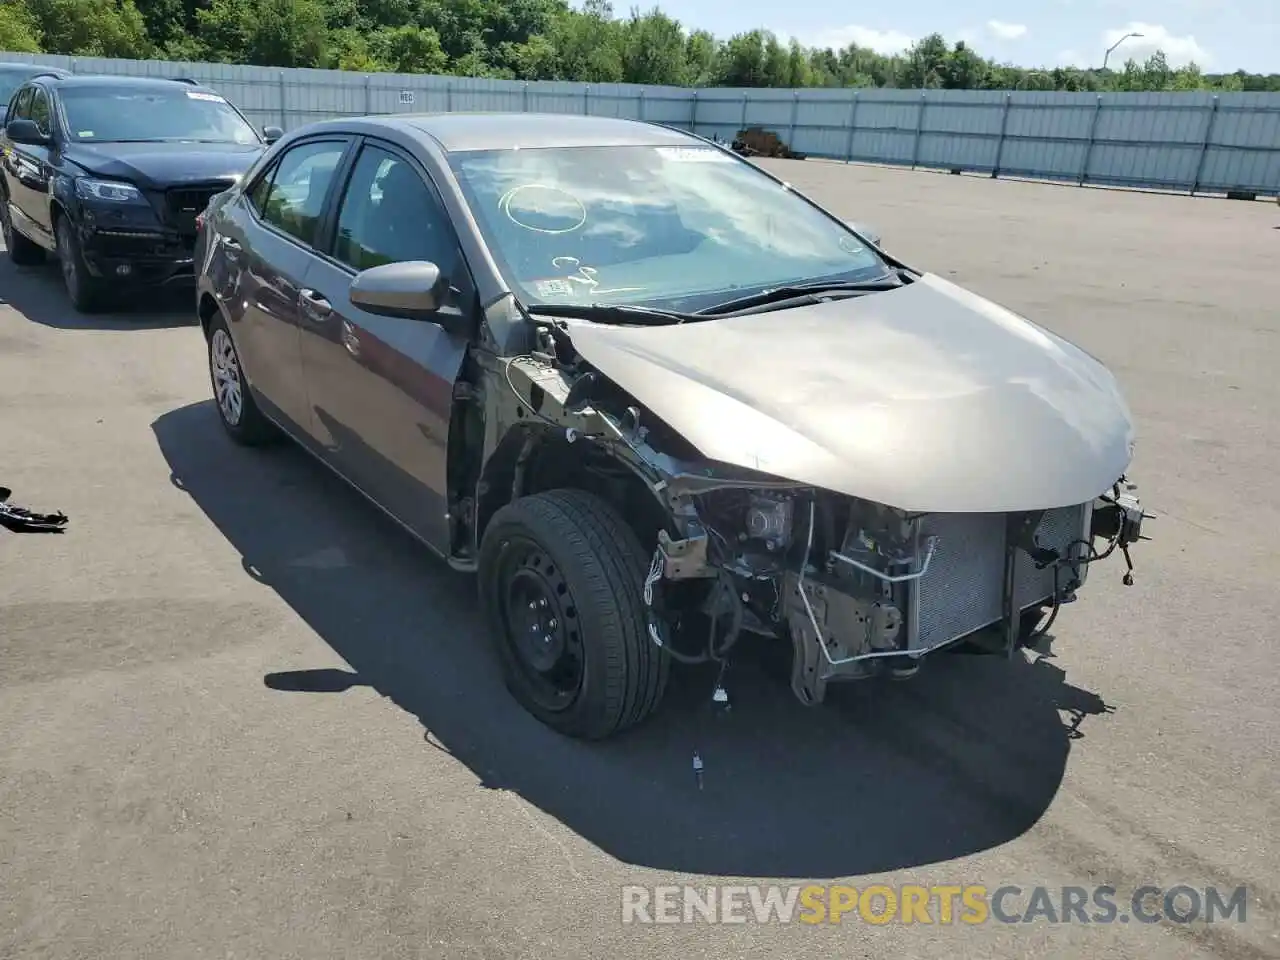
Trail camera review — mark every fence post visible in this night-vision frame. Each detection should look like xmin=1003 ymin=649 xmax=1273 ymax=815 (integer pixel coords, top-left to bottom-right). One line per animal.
xmin=992 ymin=92 xmax=1012 ymax=178
xmin=1191 ymin=95 xmax=1219 ymax=196
xmin=277 ymin=72 xmax=287 ymax=130
xmin=910 ymin=91 xmax=926 ymax=169
xmin=843 ymin=90 xmax=859 ymax=162
xmin=788 ymin=89 xmax=800 ymax=147
xmin=690 ymin=89 xmax=699 ymax=134
xmin=1079 ymin=94 xmax=1103 ymax=186
xmin=584 ymin=85 xmax=590 ymax=115
xmin=445 ymin=79 xmax=452 ymax=112
xmin=638 ymin=88 xmax=646 ymax=122
xmin=364 ymin=75 xmax=371 ymax=115
xmin=740 ymin=91 xmax=748 ymax=133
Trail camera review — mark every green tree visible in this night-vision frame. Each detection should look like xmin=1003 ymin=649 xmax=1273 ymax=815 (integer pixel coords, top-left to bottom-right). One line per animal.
xmin=6 ymin=0 xmax=1277 ymax=93
xmin=25 ymin=0 xmax=150 ymax=57
xmin=620 ymin=8 xmax=688 ymax=86
xmin=0 ymin=0 xmax=43 ymax=52
xmin=197 ymin=0 xmax=327 ymax=67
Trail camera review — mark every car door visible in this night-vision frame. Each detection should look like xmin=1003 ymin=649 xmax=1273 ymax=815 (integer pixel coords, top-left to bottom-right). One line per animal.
xmin=297 ymin=138 xmax=473 ymax=551
xmin=2 ymin=85 xmax=47 ymax=244
xmin=19 ymin=85 xmax=56 ymax=241
xmin=223 ymin=136 xmax=352 ymax=436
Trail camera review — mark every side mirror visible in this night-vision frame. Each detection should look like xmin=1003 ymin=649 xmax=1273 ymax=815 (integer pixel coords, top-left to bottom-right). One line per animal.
xmin=844 ymin=220 xmax=882 ymax=248
xmin=350 ymin=260 xmax=447 ymax=320
xmin=262 ymin=125 xmax=283 ymax=144
xmin=6 ymin=118 xmax=49 ymax=146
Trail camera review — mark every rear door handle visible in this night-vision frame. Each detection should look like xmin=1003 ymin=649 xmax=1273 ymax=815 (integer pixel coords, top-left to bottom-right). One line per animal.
xmin=219 ymin=237 xmax=242 ymax=262
xmin=298 ymin=288 xmax=331 ymax=321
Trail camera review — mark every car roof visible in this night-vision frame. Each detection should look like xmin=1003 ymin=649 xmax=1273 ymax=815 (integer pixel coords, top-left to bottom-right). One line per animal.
xmin=308 ymin=112 xmax=705 ymax=153
xmin=39 ymin=74 xmax=216 ymax=92
xmin=0 ymin=63 xmax=72 ymax=76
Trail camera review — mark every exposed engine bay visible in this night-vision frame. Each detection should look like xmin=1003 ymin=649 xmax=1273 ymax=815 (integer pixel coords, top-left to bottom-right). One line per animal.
xmin=463 ymin=310 xmax=1151 ymax=709
xmin=643 ymin=478 xmax=1146 ymax=705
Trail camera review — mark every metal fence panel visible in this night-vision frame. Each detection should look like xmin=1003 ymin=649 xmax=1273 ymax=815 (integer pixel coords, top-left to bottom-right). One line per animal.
xmin=2 ymin=50 xmax=1276 ymax=195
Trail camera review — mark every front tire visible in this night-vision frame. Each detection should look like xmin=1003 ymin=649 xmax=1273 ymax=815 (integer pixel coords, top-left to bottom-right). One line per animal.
xmin=1 ymin=199 xmax=44 ymax=265
xmin=55 ymin=216 xmax=108 ymax=313
xmin=206 ymin=311 xmax=279 ymax=446
xmin=478 ymin=489 xmax=669 ymax=740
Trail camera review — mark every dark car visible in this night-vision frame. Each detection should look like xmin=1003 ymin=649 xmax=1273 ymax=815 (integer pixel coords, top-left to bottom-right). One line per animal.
xmin=0 ymin=74 xmax=283 ymax=312
xmin=0 ymin=63 xmax=71 ymax=122
xmin=194 ymin=112 xmax=1148 ymax=741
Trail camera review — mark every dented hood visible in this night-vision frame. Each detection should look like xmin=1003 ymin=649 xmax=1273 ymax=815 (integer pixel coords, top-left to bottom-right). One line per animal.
xmin=563 ymin=273 xmax=1134 ymax=513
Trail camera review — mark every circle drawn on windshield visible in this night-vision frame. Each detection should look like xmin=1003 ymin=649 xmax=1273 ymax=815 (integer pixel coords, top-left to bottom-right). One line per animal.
xmin=499 ymin=184 xmax=587 ymax=234
xmin=839 ymin=234 xmax=864 ymax=255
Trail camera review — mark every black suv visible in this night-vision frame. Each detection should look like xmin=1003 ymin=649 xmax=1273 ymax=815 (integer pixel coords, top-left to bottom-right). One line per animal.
xmin=1 ymin=74 xmax=282 ymax=312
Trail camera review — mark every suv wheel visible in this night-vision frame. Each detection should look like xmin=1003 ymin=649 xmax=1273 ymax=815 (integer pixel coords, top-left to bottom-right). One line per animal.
xmin=478 ymin=488 xmax=669 ymax=740
xmin=1 ymin=198 xmax=44 ymax=265
xmin=206 ymin=311 xmax=278 ymax=445
xmin=55 ymin=217 xmax=108 ymax=313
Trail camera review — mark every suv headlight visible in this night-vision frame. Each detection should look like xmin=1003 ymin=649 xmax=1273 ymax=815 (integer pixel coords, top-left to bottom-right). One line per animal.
xmin=76 ymin=178 xmax=142 ymax=203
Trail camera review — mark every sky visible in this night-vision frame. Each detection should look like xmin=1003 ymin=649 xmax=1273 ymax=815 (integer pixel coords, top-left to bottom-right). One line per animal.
xmin=653 ymin=0 xmax=1277 ymax=73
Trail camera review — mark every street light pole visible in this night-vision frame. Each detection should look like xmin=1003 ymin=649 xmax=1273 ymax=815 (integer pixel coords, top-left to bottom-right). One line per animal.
xmin=1102 ymin=31 xmax=1143 ymax=70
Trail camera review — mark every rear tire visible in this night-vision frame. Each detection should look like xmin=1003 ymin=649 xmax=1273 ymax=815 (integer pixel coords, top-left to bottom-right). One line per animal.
xmin=206 ymin=311 xmax=279 ymax=446
xmin=1 ymin=199 xmax=44 ymax=266
xmin=478 ymin=488 xmax=669 ymax=740
xmin=55 ymin=216 xmax=108 ymax=313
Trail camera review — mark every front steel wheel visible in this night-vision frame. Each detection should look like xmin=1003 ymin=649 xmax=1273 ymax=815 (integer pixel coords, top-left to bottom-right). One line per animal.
xmin=497 ymin=535 xmax=588 ymax=713
xmin=479 ymin=488 xmax=669 ymax=740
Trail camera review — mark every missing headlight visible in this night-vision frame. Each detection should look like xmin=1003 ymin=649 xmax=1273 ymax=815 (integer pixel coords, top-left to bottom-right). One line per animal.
xmin=744 ymin=492 xmax=793 ymax=551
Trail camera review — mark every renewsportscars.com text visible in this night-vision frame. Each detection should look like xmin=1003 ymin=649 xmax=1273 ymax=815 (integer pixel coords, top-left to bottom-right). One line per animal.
xmin=620 ymin=884 xmax=1249 ymax=926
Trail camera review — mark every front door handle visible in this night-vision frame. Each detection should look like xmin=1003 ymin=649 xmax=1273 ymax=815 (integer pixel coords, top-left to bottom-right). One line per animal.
xmin=298 ymin=288 xmax=331 ymax=321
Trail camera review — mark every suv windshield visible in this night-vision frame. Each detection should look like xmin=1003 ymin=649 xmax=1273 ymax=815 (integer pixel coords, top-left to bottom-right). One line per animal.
xmin=447 ymin=143 xmax=887 ymax=313
xmin=58 ymin=86 xmax=260 ymax=145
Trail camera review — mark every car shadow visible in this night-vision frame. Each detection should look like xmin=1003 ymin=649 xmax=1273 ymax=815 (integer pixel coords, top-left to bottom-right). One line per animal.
xmin=0 ymin=255 xmax=195 ymax=329
xmin=153 ymin=399 xmax=1115 ymax=879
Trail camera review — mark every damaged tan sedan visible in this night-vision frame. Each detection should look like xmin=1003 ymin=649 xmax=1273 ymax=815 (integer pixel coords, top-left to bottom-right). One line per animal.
xmin=194 ymin=112 xmax=1150 ymax=740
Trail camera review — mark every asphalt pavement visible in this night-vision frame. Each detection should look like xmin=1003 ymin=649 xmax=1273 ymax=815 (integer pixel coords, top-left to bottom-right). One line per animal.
xmin=1 ymin=163 xmax=1277 ymax=959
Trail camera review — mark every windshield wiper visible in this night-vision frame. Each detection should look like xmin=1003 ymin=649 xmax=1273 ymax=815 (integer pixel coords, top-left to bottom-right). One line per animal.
xmin=525 ymin=302 xmax=698 ymax=325
xmin=695 ymin=276 xmax=906 ymax=317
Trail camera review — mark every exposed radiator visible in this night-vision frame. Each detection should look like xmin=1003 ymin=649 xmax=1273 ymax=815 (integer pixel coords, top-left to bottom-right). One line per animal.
xmin=909 ymin=504 xmax=1087 ymax=652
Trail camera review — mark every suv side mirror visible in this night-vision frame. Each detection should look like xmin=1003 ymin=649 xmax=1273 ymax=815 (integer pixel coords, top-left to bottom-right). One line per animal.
xmin=262 ymin=125 xmax=283 ymax=144
xmin=6 ymin=118 xmax=49 ymax=146
xmin=844 ymin=220 xmax=882 ymax=248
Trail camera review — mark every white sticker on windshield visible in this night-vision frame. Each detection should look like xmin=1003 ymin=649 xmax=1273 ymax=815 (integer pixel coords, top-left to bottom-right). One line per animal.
xmin=186 ymin=90 xmax=226 ymax=102
xmin=77 ymin=131 xmax=94 ymax=138
xmin=533 ymin=278 xmax=575 ymax=299
xmin=655 ymin=146 xmax=732 ymax=163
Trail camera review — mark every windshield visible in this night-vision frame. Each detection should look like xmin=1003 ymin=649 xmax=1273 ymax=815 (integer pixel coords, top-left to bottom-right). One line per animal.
xmin=447 ymin=143 xmax=887 ymax=313
xmin=58 ymin=87 xmax=260 ymax=145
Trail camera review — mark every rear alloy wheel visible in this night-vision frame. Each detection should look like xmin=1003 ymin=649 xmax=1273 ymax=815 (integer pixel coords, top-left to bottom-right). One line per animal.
xmin=1 ymin=199 xmax=44 ymax=265
xmin=479 ymin=489 xmax=669 ymax=740
xmin=206 ymin=312 xmax=278 ymax=446
xmin=55 ymin=217 xmax=108 ymax=313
